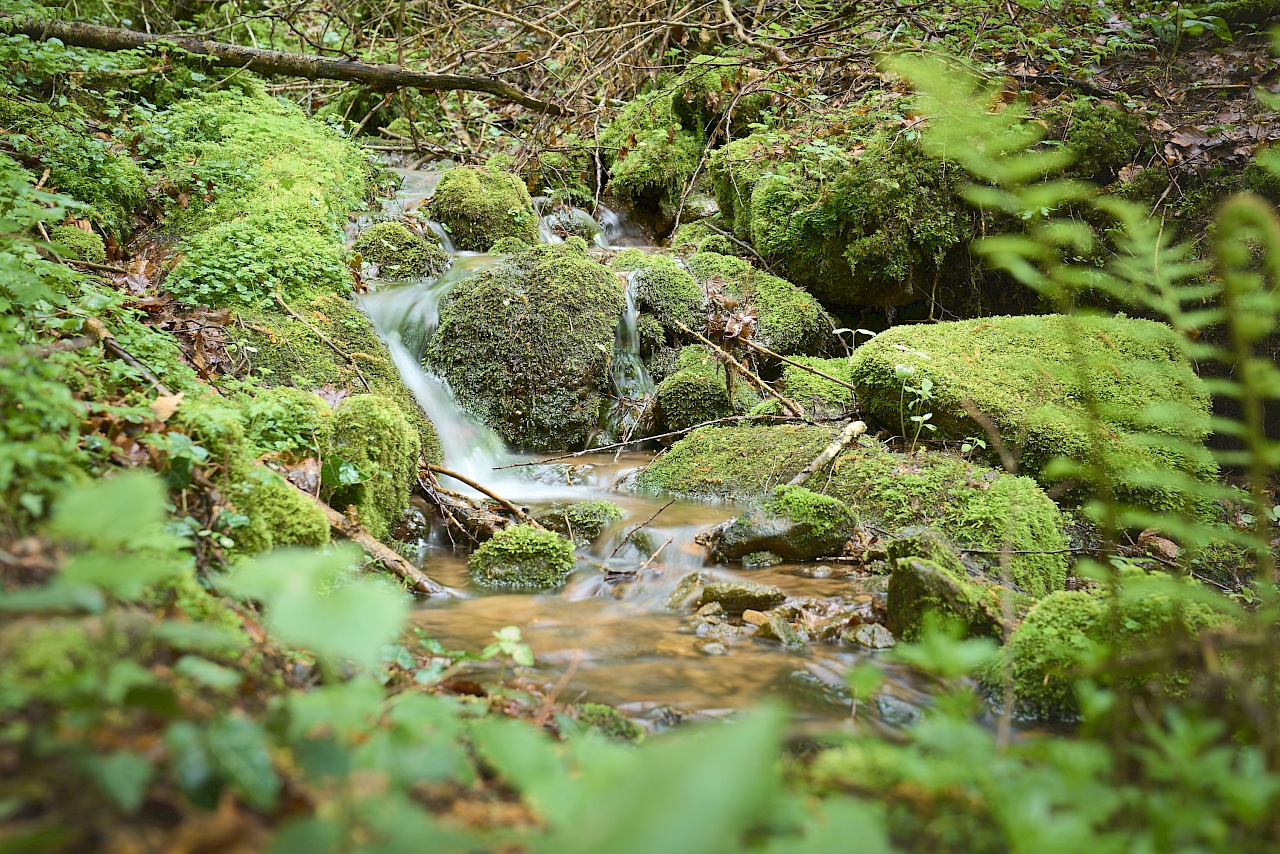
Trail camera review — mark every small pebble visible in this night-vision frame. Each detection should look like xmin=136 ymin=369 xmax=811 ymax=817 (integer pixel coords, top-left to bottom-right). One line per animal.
xmin=742 ymin=609 xmax=768 ymax=626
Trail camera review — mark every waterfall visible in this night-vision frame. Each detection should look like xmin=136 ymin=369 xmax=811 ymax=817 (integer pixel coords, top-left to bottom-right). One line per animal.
xmin=595 ymin=270 xmax=655 ymax=447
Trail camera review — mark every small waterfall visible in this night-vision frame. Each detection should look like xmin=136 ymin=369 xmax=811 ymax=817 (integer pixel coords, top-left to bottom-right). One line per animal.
xmin=596 ymin=271 xmax=655 ymax=446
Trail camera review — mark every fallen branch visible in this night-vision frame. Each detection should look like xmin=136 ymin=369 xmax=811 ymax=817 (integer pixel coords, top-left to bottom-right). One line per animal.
xmin=298 ymin=485 xmax=453 ymax=597
xmin=739 ymin=338 xmax=859 ymax=395
xmin=673 ymin=320 xmax=805 ymax=418
xmin=787 ymin=419 xmax=867 ymax=487
xmin=609 ymin=499 xmax=675 ymax=559
xmin=425 ymin=464 xmax=542 ymax=528
xmin=4 ymin=18 xmax=568 ymax=116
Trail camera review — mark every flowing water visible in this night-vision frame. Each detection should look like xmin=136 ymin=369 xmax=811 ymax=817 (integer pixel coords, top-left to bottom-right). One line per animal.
xmin=354 ymin=168 xmax=935 ymax=732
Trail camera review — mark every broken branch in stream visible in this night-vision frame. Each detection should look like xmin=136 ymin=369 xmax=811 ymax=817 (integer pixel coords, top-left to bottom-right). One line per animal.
xmin=787 ymin=419 xmax=867 ymax=487
xmin=4 ymin=18 xmax=568 ymax=115
xmin=425 ymin=464 xmax=542 ymax=528
xmin=672 ymin=320 xmax=806 ymax=418
xmin=610 ymin=499 xmax=675 ymax=559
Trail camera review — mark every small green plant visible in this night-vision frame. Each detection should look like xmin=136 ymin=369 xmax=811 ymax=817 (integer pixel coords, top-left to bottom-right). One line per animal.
xmin=480 ymin=625 xmax=534 ymax=683
xmin=894 ymin=362 xmax=935 ymax=452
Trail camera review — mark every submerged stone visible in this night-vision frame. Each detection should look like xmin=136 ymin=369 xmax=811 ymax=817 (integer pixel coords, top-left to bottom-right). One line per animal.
xmin=848 ymin=623 xmax=895 ymax=649
xmin=468 ymin=524 xmax=576 ymax=590
xmin=534 ymin=500 xmax=625 ymax=546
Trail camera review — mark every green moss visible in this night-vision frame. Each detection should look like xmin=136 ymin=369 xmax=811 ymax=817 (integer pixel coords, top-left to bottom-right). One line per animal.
xmin=780 ymin=357 xmax=854 ymax=414
xmin=600 ymin=91 xmax=705 ymax=221
xmin=669 ymin=218 xmax=737 ymax=255
xmin=1041 ymin=98 xmax=1146 ymax=182
xmin=686 ymin=252 xmax=829 ymax=356
xmin=988 ymin=585 xmax=1227 ymax=721
xmin=353 ymin=221 xmax=449 ymax=279
xmin=611 ymin=251 xmax=705 ymax=332
xmin=887 ymin=557 xmax=1007 ymax=642
xmin=849 ymin=314 xmax=1218 ymax=516
xmin=427 ymin=241 xmax=625 ymax=451
xmin=638 ymin=314 xmax=665 ymax=358
xmin=468 ymin=524 xmax=576 ymax=590
xmin=325 ymin=394 xmax=420 ymax=542
xmin=638 ymin=426 xmax=1067 ymax=592
xmin=653 ymin=346 xmax=735 ymax=432
xmin=0 ymin=97 xmax=147 ymax=235
xmin=709 ymin=114 xmax=971 ymax=309
xmin=490 ymin=236 xmax=533 ymax=254
xmin=534 ymin=501 xmax=625 ymax=546
xmin=149 ymin=90 xmax=371 ymax=306
xmin=46 ymin=225 xmax=106 ymax=264
xmin=763 ymin=484 xmax=858 ymax=554
xmin=0 ymin=617 xmax=125 ymax=707
xmin=244 ymin=386 xmax=329 ymax=458
xmin=574 ymin=702 xmax=644 ymax=742
xmin=426 ymin=166 xmax=539 ymax=251
xmin=226 ymin=293 xmax=442 ymax=464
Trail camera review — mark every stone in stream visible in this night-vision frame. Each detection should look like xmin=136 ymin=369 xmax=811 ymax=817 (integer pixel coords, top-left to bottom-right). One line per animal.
xmin=709 ymin=485 xmax=859 ymax=562
xmin=352 ymin=221 xmax=448 ymax=279
xmin=425 ymin=165 xmax=539 ymax=251
xmin=665 ymin=571 xmax=786 ymax=614
xmin=755 ymin=614 xmax=805 ymax=648
xmin=846 ymin=623 xmax=895 ymax=650
xmin=467 ymin=524 xmax=576 ymax=590
xmin=533 ymin=500 xmax=624 ymax=547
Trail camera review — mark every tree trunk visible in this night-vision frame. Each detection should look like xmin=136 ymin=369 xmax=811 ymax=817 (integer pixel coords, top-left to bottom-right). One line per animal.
xmin=3 ymin=17 xmax=567 ymax=116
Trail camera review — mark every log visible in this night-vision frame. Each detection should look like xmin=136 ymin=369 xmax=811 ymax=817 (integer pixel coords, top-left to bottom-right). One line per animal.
xmin=3 ymin=18 xmax=567 ymax=116
xmin=787 ymin=419 xmax=866 ymax=487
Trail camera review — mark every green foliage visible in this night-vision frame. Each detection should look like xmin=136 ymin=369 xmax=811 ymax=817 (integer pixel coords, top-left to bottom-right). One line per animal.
xmin=46 ymin=224 xmax=106 ymax=263
xmin=467 ymin=524 xmax=577 ymax=590
xmin=427 ymin=241 xmax=625 ymax=450
xmin=425 ymin=165 xmax=539 ymax=251
xmin=352 ymin=220 xmax=449 ymax=279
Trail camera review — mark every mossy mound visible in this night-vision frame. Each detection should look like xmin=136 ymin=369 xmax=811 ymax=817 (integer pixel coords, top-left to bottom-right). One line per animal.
xmin=426 ymin=166 xmax=539 ymax=251
xmin=226 ymin=291 xmax=442 ymax=465
xmin=534 ymin=501 xmax=625 ymax=546
xmin=986 ymin=584 xmax=1228 ymax=721
xmin=574 ymin=703 xmax=644 ymax=742
xmin=326 ymin=395 xmax=421 ymax=543
xmin=173 ymin=399 xmax=329 ymax=553
xmin=150 ymin=90 xmax=371 ymax=306
xmin=0 ymin=96 xmax=147 ymax=235
xmin=353 ymin=221 xmax=449 ymax=279
xmin=670 ymin=56 xmax=772 ymax=138
xmin=849 ymin=315 xmax=1217 ymax=516
xmin=468 ymin=524 xmax=577 ymax=590
xmin=712 ymin=485 xmax=859 ymax=561
xmin=887 ymin=557 xmax=1006 ymax=642
xmin=427 ymin=241 xmax=625 ymax=451
xmin=669 ymin=218 xmax=738 ymax=255
xmin=653 ymin=346 xmax=736 ymax=433
xmin=243 ymin=386 xmax=330 ymax=459
xmin=47 ymin=225 xmax=107 ymax=264
xmin=1042 ymin=98 xmax=1146 ymax=183
xmin=709 ymin=110 xmax=970 ymax=309
xmin=599 ymin=91 xmax=704 ymax=226
xmin=685 ymin=252 xmax=829 ymax=356
xmin=638 ymin=426 xmax=1068 ymax=592
xmin=779 ymin=357 xmax=854 ymax=416
xmin=611 ymin=250 xmax=705 ymax=333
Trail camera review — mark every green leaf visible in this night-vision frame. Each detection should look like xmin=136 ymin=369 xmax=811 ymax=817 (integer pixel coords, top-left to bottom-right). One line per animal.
xmin=175 ymin=655 xmax=243 ymax=691
xmin=83 ymin=751 xmax=153 ymax=813
xmin=207 ymin=714 xmax=280 ymax=811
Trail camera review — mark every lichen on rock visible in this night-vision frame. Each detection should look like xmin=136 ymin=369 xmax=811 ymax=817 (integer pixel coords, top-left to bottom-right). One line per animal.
xmin=468 ymin=524 xmax=577 ymax=590
xmin=426 ymin=166 xmax=539 ymax=251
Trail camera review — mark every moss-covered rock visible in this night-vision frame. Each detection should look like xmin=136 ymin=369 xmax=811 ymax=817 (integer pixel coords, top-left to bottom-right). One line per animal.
xmin=669 ymin=218 xmax=737 ymax=255
xmin=1042 ymin=98 xmax=1146 ymax=183
xmin=849 ymin=314 xmax=1217 ymax=516
xmin=986 ymin=584 xmax=1227 ymax=721
xmin=686 ymin=252 xmax=829 ymax=356
xmin=325 ymin=394 xmax=420 ymax=542
xmin=353 ymin=221 xmax=449 ymax=279
xmin=599 ymin=90 xmax=705 ymax=227
xmin=428 ymin=241 xmax=625 ymax=450
xmin=638 ymin=426 xmax=1068 ymax=593
xmin=779 ymin=357 xmax=854 ymax=416
xmin=47 ymin=225 xmax=106 ymax=264
xmin=711 ymin=485 xmax=859 ymax=561
xmin=574 ymin=702 xmax=644 ymax=742
xmin=534 ymin=501 xmax=625 ymax=546
xmin=426 ymin=166 xmax=539 ymax=251
xmin=667 ymin=571 xmax=787 ymax=613
xmin=670 ymin=56 xmax=771 ymax=138
xmin=709 ymin=111 xmax=971 ymax=309
xmin=653 ymin=346 xmax=735 ymax=432
xmin=468 ymin=524 xmax=576 ymax=590
xmin=886 ymin=556 xmax=1011 ymax=642
xmin=611 ymin=250 xmax=705 ymax=333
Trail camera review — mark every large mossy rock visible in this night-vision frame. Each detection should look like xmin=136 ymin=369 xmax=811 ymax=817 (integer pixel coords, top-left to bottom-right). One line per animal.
xmin=653 ymin=346 xmax=739 ymax=433
xmin=468 ymin=524 xmax=577 ymax=590
xmin=427 ymin=241 xmax=625 ymax=450
xmin=599 ymin=90 xmax=705 ymax=227
xmin=850 ymin=315 xmax=1217 ymax=516
xmin=426 ymin=166 xmax=539 ymax=251
xmin=353 ymin=221 xmax=448 ymax=279
xmin=325 ymin=394 xmax=420 ymax=543
xmin=685 ymin=252 xmax=830 ymax=356
xmin=611 ymin=250 xmax=705 ymax=335
xmin=637 ymin=425 xmax=1068 ymax=593
xmin=711 ymin=485 xmax=859 ymax=561
xmin=985 ymin=584 xmax=1228 ymax=722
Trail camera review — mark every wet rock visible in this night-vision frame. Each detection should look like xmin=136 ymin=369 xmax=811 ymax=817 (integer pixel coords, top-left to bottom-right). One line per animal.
xmin=742 ymin=550 xmax=783 ymax=567
xmin=534 ymin=500 xmax=624 ymax=546
xmin=874 ymin=694 xmax=922 ymax=728
xmin=886 ymin=557 xmax=1008 ymax=642
xmin=468 ymin=524 xmax=576 ymax=590
xmin=694 ymin=601 xmax=725 ymax=621
xmin=846 ymin=623 xmax=895 ymax=650
xmin=696 ymin=640 xmax=730 ymax=656
xmin=741 ymin=609 xmax=768 ymax=627
xmin=710 ymin=485 xmax=858 ymax=562
xmin=425 ymin=165 xmax=539 ymax=250
xmin=699 ymin=581 xmax=787 ymax=615
xmin=697 ymin=621 xmax=748 ymax=641
xmin=756 ymin=614 xmax=805 ymax=647
xmin=783 ymin=669 xmax=852 ymax=714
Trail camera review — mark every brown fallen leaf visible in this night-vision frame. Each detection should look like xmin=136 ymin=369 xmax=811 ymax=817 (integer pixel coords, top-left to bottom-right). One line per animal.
xmin=1170 ymin=125 xmax=1211 ymax=147
xmin=149 ymin=391 xmax=185 ymax=422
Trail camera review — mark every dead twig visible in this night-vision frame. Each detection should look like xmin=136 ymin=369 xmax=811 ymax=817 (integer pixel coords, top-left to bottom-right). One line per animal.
xmin=272 ymin=291 xmax=371 ymax=391
xmin=787 ymin=419 xmax=866 ymax=487
xmin=425 ymin=464 xmax=542 ymax=528
xmin=610 ymin=499 xmax=675 ymax=559
xmin=740 ymin=338 xmax=859 ymax=395
xmin=673 ymin=320 xmax=805 ymax=418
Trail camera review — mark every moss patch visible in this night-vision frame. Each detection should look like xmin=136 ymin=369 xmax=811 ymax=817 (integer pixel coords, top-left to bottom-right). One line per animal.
xmin=326 ymin=394 xmax=420 ymax=542
xmin=426 ymin=166 xmax=539 ymax=251
xmin=353 ymin=221 xmax=449 ymax=279
xmin=686 ymin=252 xmax=829 ymax=356
xmin=46 ymin=225 xmax=107 ymax=264
xmin=611 ymin=251 xmax=705 ymax=333
xmin=1042 ymin=98 xmax=1146 ymax=183
xmin=427 ymin=241 xmax=625 ymax=451
xmin=534 ymin=501 xmax=625 ymax=546
xmin=849 ymin=314 xmax=1217 ymax=516
xmin=780 ymin=357 xmax=854 ymax=416
xmin=468 ymin=524 xmax=576 ymax=590
xmin=599 ymin=90 xmax=704 ymax=225
xmin=574 ymin=703 xmax=644 ymax=742
xmin=653 ymin=346 xmax=735 ymax=432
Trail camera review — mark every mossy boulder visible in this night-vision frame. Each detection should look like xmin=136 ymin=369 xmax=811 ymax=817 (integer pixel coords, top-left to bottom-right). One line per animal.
xmin=670 ymin=56 xmax=771 ymax=137
xmin=534 ymin=501 xmax=625 ymax=546
xmin=1042 ymin=98 xmax=1146 ymax=183
xmin=325 ymin=394 xmax=421 ymax=543
xmin=427 ymin=241 xmax=625 ymax=450
xmin=353 ymin=221 xmax=449 ymax=279
xmin=986 ymin=584 xmax=1228 ymax=721
xmin=669 ymin=218 xmax=737 ymax=255
xmin=849 ymin=314 xmax=1218 ymax=516
xmin=574 ymin=703 xmax=644 ymax=742
xmin=652 ymin=346 xmax=736 ymax=433
xmin=611 ymin=250 xmax=705 ymax=333
xmin=686 ymin=252 xmax=829 ymax=356
xmin=243 ymin=386 xmax=330 ymax=458
xmin=426 ymin=166 xmax=539 ymax=251
xmin=638 ymin=426 xmax=1068 ymax=593
xmin=47 ymin=225 xmax=106 ymax=264
xmin=710 ymin=485 xmax=859 ymax=561
xmin=709 ymin=113 xmax=970 ymax=309
xmin=468 ymin=524 xmax=577 ymax=590
xmin=779 ymin=357 xmax=855 ymax=416
xmin=599 ymin=91 xmax=705 ymax=223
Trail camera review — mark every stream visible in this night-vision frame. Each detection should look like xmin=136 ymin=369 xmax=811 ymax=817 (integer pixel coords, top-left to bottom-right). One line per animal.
xmin=355 ymin=169 xmax=936 ymax=732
